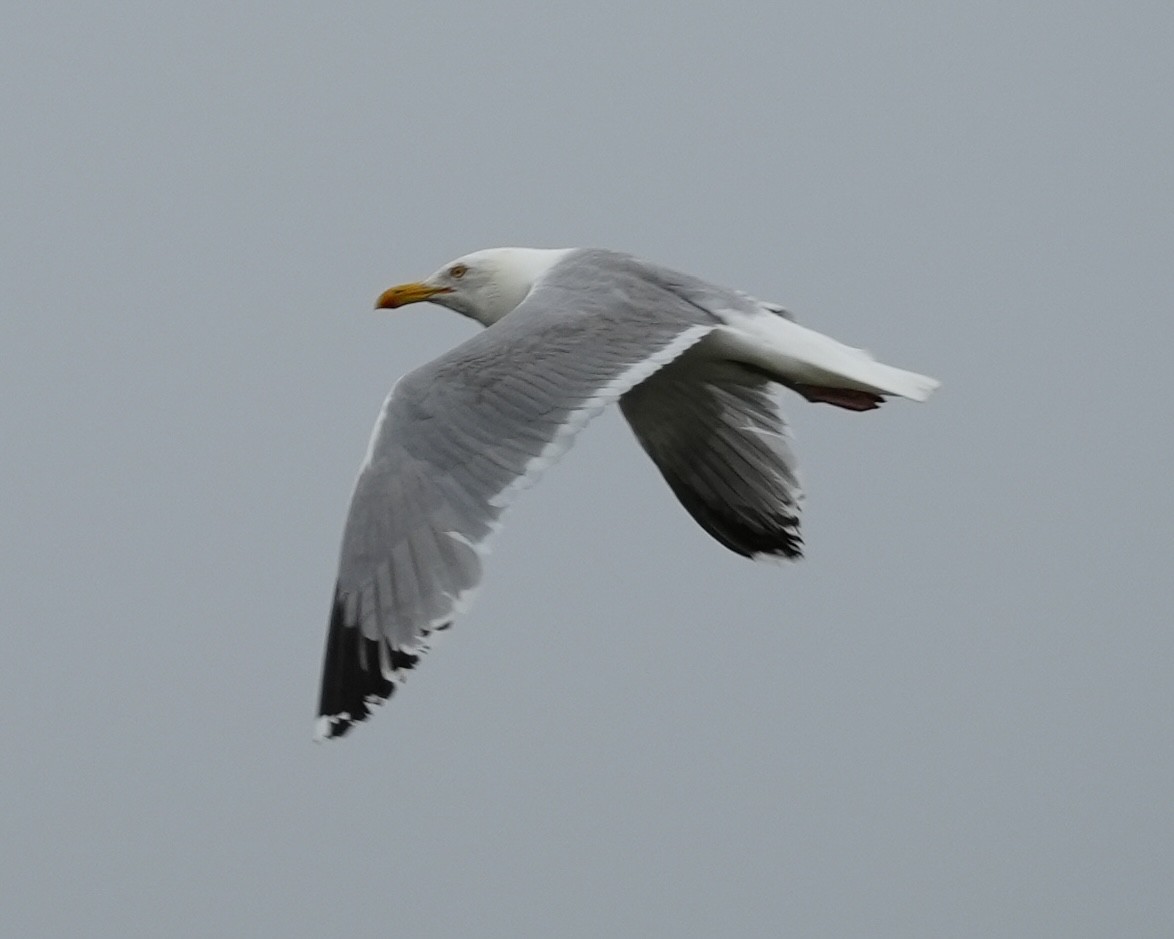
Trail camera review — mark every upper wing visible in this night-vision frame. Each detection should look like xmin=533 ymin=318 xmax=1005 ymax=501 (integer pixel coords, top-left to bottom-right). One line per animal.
xmin=619 ymin=349 xmax=804 ymax=560
xmin=317 ymin=255 xmax=718 ymax=739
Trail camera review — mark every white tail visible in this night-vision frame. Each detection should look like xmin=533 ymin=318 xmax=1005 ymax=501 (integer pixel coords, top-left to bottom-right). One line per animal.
xmin=712 ymin=313 xmax=941 ymax=402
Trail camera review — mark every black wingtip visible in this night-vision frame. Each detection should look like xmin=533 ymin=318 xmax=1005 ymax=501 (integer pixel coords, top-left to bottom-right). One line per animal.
xmin=662 ymin=479 xmax=804 ymax=561
xmin=315 ymin=586 xmax=420 ymax=740
xmin=723 ymin=510 xmax=804 ymax=561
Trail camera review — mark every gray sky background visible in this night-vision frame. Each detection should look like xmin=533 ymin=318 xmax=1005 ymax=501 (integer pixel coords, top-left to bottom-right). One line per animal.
xmin=3 ymin=2 xmax=1172 ymax=936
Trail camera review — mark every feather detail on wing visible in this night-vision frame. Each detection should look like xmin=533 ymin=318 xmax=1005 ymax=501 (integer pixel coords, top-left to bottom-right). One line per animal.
xmin=620 ymin=350 xmax=804 ymax=560
xmin=317 ymin=254 xmax=723 ymax=738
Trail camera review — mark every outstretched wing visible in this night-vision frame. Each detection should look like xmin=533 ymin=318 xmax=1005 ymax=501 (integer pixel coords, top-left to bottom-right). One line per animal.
xmin=317 ymin=253 xmax=718 ymax=739
xmin=620 ymin=351 xmax=804 ymax=560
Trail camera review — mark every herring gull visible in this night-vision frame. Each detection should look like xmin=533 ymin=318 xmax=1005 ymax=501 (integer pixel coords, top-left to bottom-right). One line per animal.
xmin=316 ymin=247 xmax=939 ymax=739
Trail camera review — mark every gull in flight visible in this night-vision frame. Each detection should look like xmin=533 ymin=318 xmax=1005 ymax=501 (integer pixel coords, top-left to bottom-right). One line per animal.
xmin=316 ymin=247 xmax=939 ymax=739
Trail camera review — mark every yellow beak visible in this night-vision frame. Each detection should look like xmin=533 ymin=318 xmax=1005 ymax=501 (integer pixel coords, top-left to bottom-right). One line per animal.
xmin=374 ymin=282 xmax=453 ymax=309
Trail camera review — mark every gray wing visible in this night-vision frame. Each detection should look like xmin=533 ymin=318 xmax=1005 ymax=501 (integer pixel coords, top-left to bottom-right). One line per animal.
xmin=620 ymin=349 xmax=804 ymax=560
xmin=317 ymin=252 xmax=719 ymax=739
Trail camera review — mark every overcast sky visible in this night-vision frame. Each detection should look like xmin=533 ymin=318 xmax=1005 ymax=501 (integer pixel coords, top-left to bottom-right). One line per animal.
xmin=4 ymin=2 xmax=1172 ymax=936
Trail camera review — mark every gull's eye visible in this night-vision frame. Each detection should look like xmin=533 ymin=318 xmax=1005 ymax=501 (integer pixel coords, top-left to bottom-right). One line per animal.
xmin=449 ymin=264 xmax=468 ymax=279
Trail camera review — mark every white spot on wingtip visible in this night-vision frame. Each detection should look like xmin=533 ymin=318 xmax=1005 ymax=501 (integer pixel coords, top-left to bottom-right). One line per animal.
xmin=313 ymin=715 xmax=338 ymax=742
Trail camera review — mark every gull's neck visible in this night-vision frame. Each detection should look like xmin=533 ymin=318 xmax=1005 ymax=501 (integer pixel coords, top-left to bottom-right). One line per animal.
xmin=469 ymin=247 xmax=576 ymax=325
xmin=494 ymin=247 xmax=575 ymax=282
